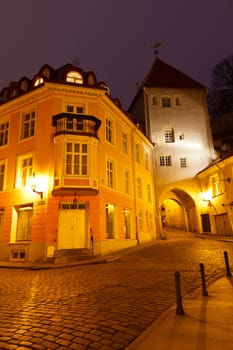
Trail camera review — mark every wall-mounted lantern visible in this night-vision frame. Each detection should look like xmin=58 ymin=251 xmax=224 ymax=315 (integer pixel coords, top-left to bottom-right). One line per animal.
xmin=31 ymin=173 xmax=44 ymax=199
xmin=200 ymin=191 xmax=213 ymax=207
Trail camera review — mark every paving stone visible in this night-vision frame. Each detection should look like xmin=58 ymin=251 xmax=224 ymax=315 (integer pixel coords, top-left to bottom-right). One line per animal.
xmin=0 ymin=236 xmax=231 ymax=350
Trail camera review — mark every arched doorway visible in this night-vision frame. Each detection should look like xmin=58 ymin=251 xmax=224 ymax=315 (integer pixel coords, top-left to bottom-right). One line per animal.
xmin=160 ymin=188 xmax=198 ymax=233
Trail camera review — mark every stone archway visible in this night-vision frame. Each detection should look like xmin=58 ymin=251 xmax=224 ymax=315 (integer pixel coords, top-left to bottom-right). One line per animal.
xmin=160 ymin=188 xmax=198 ymax=233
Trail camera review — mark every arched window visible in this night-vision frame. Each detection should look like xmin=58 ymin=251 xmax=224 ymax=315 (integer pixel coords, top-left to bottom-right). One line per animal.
xmin=34 ymin=77 xmax=44 ymax=87
xmin=1 ymin=89 xmax=9 ymax=102
xmin=41 ymin=67 xmax=50 ymax=78
xmin=87 ymin=73 xmax=95 ymax=86
xmin=20 ymin=79 xmax=29 ymax=92
xmin=66 ymin=71 xmax=83 ymax=84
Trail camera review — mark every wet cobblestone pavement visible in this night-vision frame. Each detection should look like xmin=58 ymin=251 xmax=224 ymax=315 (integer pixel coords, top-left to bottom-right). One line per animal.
xmin=0 ymin=232 xmax=232 ymax=349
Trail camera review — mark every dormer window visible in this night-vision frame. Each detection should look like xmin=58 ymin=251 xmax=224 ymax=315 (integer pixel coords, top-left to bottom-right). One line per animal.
xmin=34 ymin=77 xmax=44 ymax=87
xmin=66 ymin=71 xmax=83 ymax=84
xmin=20 ymin=79 xmax=29 ymax=92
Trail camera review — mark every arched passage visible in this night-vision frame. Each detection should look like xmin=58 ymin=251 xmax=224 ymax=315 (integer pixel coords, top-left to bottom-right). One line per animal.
xmin=160 ymin=188 xmax=198 ymax=233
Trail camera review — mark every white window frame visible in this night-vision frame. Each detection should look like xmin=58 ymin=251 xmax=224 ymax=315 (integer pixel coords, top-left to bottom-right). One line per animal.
xmin=34 ymin=77 xmax=44 ymax=87
xmin=164 ymin=129 xmax=175 ymax=143
xmin=65 ymin=102 xmax=86 ymax=114
xmin=66 ymin=71 xmax=83 ymax=84
xmin=106 ymin=117 xmax=114 ymax=144
xmin=123 ymin=168 xmax=131 ymax=194
xmin=135 ymin=143 xmax=140 ymax=163
xmin=124 ymin=208 xmax=132 ymax=239
xmin=21 ymin=110 xmax=35 ymax=140
xmin=106 ymin=203 xmax=116 ymax=239
xmin=122 ymin=132 xmax=128 ymax=154
xmin=160 ymin=155 xmax=172 ymax=167
xmin=161 ymin=96 xmax=171 ymax=108
xmin=106 ymin=158 xmax=115 ymax=188
xmin=15 ymin=154 xmax=33 ymax=188
xmin=65 ymin=142 xmax=88 ymax=176
xmin=136 ymin=177 xmax=143 ymax=199
xmin=180 ymin=157 xmax=187 ymax=168
xmin=145 ymin=152 xmax=149 ymax=170
xmin=16 ymin=206 xmax=33 ymax=241
xmin=138 ymin=211 xmax=143 ymax=231
xmin=0 ymin=160 xmax=6 ymax=191
xmin=147 ymin=184 xmax=152 ymax=203
xmin=212 ymin=175 xmax=221 ymax=197
xmin=0 ymin=209 xmax=4 ymax=242
xmin=0 ymin=120 xmax=9 ymax=147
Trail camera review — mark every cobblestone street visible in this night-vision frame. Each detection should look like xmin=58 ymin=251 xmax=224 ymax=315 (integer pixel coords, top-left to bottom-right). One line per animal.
xmin=0 ymin=232 xmax=232 ymax=349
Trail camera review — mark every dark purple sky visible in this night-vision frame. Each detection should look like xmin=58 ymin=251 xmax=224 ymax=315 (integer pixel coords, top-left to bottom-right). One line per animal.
xmin=0 ymin=0 xmax=232 ymax=109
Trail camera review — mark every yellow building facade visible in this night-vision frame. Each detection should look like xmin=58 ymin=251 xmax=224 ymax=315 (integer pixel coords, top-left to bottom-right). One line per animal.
xmin=0 ymin=64 xmax=156 ymax=262
xmin=197 ymin=153 xmax=233 ymax=235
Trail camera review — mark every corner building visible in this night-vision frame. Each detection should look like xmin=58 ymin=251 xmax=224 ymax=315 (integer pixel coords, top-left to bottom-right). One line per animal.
xmin=0 ymin=64 xmax=156 ymax=262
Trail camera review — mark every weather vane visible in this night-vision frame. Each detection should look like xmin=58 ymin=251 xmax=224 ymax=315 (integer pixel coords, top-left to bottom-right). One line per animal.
xmin=150 ymin=42 xmax=162 ymax=56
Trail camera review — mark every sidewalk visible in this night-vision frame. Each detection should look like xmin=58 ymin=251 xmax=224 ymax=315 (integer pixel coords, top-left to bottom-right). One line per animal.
xmin=126 ymin=276 xmax=233 ymax=350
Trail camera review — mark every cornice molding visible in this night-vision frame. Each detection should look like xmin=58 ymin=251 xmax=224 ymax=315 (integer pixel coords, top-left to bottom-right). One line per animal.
xmin=0 ymin=88 xmax=52 ymax=115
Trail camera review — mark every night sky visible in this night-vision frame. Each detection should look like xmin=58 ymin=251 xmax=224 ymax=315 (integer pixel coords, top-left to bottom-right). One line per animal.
xmin=0 ymin=0 xmax=232 ymax=109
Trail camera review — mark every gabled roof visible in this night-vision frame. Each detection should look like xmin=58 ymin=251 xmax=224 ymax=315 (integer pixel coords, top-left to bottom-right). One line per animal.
xmin=143 ymin=58 xmax=206 ymax=90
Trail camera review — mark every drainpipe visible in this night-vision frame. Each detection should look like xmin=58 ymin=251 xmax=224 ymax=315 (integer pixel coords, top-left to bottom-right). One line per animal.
xmin=131 ymin=125 xmax=140 ymax=245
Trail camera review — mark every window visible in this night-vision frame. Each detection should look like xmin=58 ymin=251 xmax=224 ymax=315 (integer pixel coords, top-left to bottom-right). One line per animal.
xmin=135 ymin=143 xmax=140 ymax=163
xmin=122 ymin=132 xmax=128 ymax=154
xmin=21 ymin=110 xmax=35 ymax=139
xmin=161 ymin=96 xmax=171 ymax=108
xmin=16 ymin=155 xmax=33 ymax=187
xmin=151 ymin=96 xmax=158 ymax=105
xmin=164 ymin=129 xmax=174 ymax=143
xmin=0 ymin=160 xmax=6 ymax=190
xmin=147 ymin=184 xmax=152 ymax=203
xmin=145 ymin=152 xmax=149 ymax=170
xmin=0 ymin=209 xmax=4 ymax=242
xmin=106 ymin=203 xmax=115 ymax=239
xmin=212 ymin=176 xmax=221 ymax=196
xmin=34 ymin=77 xmax=44 ymax=87
xmin=66 ymin=71 xmax=83 ymax=84
xmin=65 ymin=143 xmax=88 ymax=176
xmin=148 ymin=212 xmax=153 ymax=231
xmin=175 ymin=96 xmax=180 ymax=106
xmin=136 ymin=177 xmax=143 ymax=199
xmin=0 ymin=121 xmax=9 ymax=146
xmin=138 ymin=211 xmax=143 ymax=230
xmin=160 ymin=155 xmax=172 ymax=166
xmin=16 ymin=206 xmax=32 ymax=241
xmin=180 ymin=157 xmax=187 ymax=168
xmin=123 ymin=169 xmax=130 ymax=194
xmin=106 ymin=118 xmax=114 ymax=144
xmin=124 ymin=208 xmax=131 ymax=239
xmin=66 ymin=103 xmax=85 ymax=114
xmin=179 ymin=132 xmax=184 ymax=140
xmin=107 ymin=159 xmax=115 ymax=188
xmin=20 ymin=79 xmax=29 ymax=92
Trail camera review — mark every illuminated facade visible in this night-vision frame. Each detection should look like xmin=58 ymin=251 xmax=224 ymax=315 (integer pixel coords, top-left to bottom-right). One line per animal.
xmin=0 ymin=64 xmax=156 ymax=262
xmin=129 ymin=58 xmax=217 ymax=235
xmin=197 ymin=152 xmax=233 ymax=235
